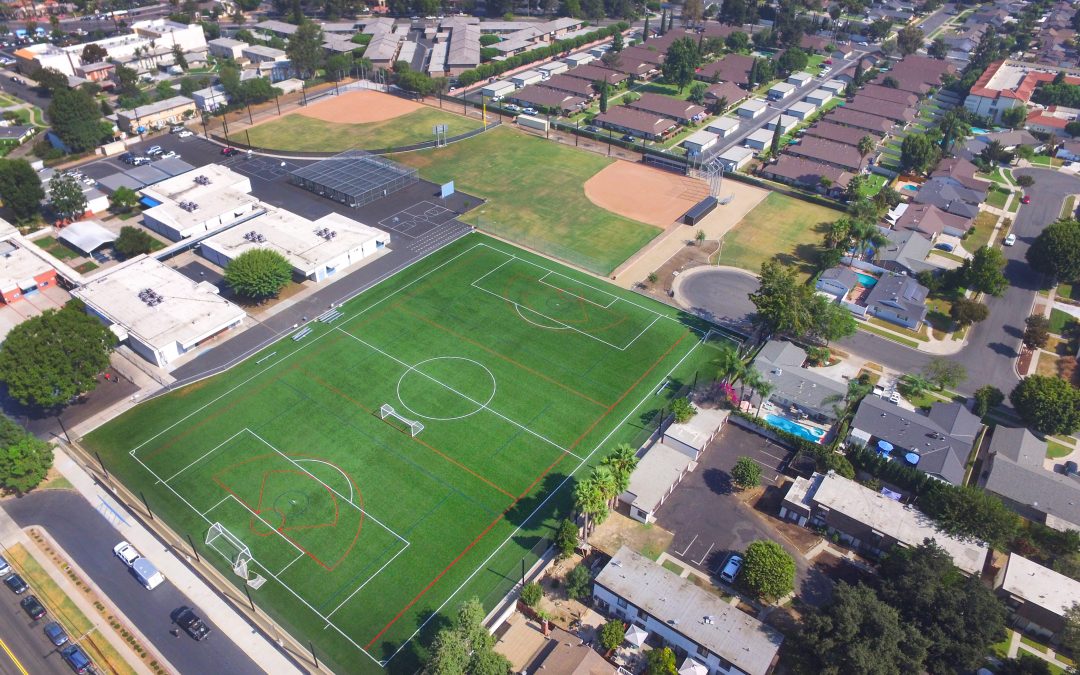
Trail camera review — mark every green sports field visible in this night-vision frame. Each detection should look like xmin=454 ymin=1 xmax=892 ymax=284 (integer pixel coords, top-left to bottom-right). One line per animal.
xmin=244 ymin=107 xmax=482 ymax=153
xmin=83 ymin=235 xmax=730 ymax=673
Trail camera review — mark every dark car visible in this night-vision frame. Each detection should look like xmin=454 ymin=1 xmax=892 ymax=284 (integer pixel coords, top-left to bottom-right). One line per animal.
xmin=44 ymin=621 xmax=69 ymax=646
xmin=175 ymin=608 xmax=211 ymax=641
xmin=1066 ymin=461 xmax=1079 ymax=477
xmin=20 ymin=595 xmax=46 ymax=620
xmin=4 ymin=573 xmax=28 ymax=594
xmin=60 ymin=645 xmax=92 ymax=673
xmin=622 ymin=134 xmax=637 ymax=143
xmin=220 ymin=147 xmax=239 ymax=156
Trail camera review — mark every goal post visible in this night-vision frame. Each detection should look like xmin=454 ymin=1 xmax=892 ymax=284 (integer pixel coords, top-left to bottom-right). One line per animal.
xmin=206 ymin=522 xmax=253 ymax=578
xmin=378 ymin=404 xmax=424 ymax=437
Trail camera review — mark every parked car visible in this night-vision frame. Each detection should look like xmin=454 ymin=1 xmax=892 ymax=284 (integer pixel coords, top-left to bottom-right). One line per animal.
xmin=1066 ymin=460 xmax=1079 ymax=476
xmin=1004 ymin=233 xmax=1017 ymax=246
xmin=119 ymin=152 xmax=134 ymax=164
xmin=0 ymin=555 xmax=10 ymax=577
xmin=44 ymin=621 xmax=69 ymax=646
xmin=622 ymin=134 xmax=637 ymax=143
xmin=719 ymin=554 xmax=743 ymax=583
xmin=5 ymin=573 xmax=28 ymax=594
xmin=113 ymin=541 xmax=139 ymax=567
xmin=131 ymin=156 xmax=151 ymax=166
xmin=60 ymin=645 xmax=92 ymax=673
xmin=504 ymin=104 xmax=520 ymax=112
xmin=145 ymin=145 xmax=163 ymax=156
xmin=935 ymin=242 xmax=955 ymax=252
xmin=177 ymin=130 xmax=194 ymax=138
xmin=522 ymin=107 xmax=538 ymax=115
xmin=161 ymin=150 xmax=179 ymax=159
xmin=170 ymin=125 xmax=185 ymax=133
xmin=1021 ymin=194 xmax=1031 ymax=204
xmin=20 ymin=595 xmax=46 ymax=620
xmin=175 ymin=608 xmax=211 ymax=641
xmin=221 ymin=146 xmax=239 ymax=156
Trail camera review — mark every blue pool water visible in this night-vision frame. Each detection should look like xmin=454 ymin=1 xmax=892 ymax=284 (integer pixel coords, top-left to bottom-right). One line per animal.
xmin=856 ymin=272 xmax=878 ymax=287
xmin=902 ymin=185 xmax=919 ymax=192
xmin=971 ymin=127 xmax=990 ymax=135
xmin=765 ymin=414 xmax=827 ymax=443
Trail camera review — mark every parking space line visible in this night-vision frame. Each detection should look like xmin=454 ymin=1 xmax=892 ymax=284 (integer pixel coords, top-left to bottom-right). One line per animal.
xmin=694 ymin=542 xmax=714 ymax=566
xmin=677 ymin=534 xmax=698 ymax=557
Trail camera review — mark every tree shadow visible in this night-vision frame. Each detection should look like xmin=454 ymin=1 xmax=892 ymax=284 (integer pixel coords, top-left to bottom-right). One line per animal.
xmin=703 ymin=467 xmax=733 ymax=495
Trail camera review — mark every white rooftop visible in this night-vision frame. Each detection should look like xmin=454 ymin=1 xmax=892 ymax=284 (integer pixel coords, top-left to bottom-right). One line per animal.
xmin=141 ymin=165 xmax=258 ymax=236
xmin=1001 ymin=553 xmax=1080 ymax=619
xmin=807 ymin=88 xmax=834 ymax=100
xmin=682 ymin=129 xmax=719 ymax=147
xmin=596 ymin=547 xmax=783 ymax=675
xmin=746 ymin=128 xmax=775 ymax=144
xmin=624 ymin=442 xmax=695 ymax=513
xmin=664 ymin=407 xmax=728 ymax=452
xmin=203 ymin=208 xmax=389 ymax=275
xmin=73 ymin=257 xmax=245 ymax=353
xmin=739 ymin=98 xmax=768 ymax=112
xmin=789 ymin=100 xmax=817 ymax=114
xmin=0 ymin=242 xmax=53 ymax=292
xmin=706 ymin=117 xmax=740 ymax=132
xmin=57 ymin=220 xmax=117 ymax=254
xmin=770 ymin=81 xmax=796 ymax=92
xmin=811 ymin=472 xmax=988 ymax=575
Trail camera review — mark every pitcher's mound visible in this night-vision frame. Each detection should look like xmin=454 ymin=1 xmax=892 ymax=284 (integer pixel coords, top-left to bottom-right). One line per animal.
xmin=584 ymin=161 xmax=709 ymax=227
xmin=298 ymin=90 xmax=424 ymax=124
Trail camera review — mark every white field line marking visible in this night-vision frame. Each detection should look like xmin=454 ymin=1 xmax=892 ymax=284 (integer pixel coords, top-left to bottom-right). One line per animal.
xmin=382 ymin=326 xmax=706 ymax=666
xmin=200 ymin=495 xmax=232 ymax=517
xmin=537 ymin=271 xmax=617 ymax=309
xmin=469 ymin=257 xmax=514 ymax=287
xmin=325 ymin=538 xmax=411 ymax=619
xmin=161 ymin=429 xmax=249 ymax=485
xmin=127 ymin=452 xmax=387 ymax=668
xmin=294 ymin=457 xmax=354 ymax=502
xmin=224 ymin=494 xmax=307 ymax=557
xmin=335 ymin=328 xmax=586 ymax=463
xmin=245 ymin=429 xmax=410 ymax=545
xmin=277 ymin=552 xmax=306 ymax=576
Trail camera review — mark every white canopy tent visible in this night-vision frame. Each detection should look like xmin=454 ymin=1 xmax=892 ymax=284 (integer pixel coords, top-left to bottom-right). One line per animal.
xmin=625 ymin=624 xmax=649 ymax=648
xmin=57 ymin=221 xmax=118 ymax=255
xmin=678 ymin=657 xmax=708 ymax=675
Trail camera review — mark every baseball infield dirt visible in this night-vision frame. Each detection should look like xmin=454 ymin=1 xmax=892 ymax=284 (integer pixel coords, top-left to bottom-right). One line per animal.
xmin=583 ymin=160 xmax=709 ymax=228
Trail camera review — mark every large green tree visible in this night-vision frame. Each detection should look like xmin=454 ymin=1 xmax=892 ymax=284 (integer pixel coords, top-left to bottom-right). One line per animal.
xmin=427 ymin=597 xmax=510 ymax=675
xmin=0 ymin=158 xmax=44 ymax=222
xmin=750 ymin=259 xmax=811 ymax=337
xmin=740 ymin=539 xmax=795 ymax=600
xmin=1010 ymin=375 xmax=1080 ymax=435
xmin=731 ymin=456 xmax=761 ymax=489
xmin=776 ymin=46 xmax=808 ymax=75
xmin=645 ymin=647 xmax=677 ymax=675
xmin=922 ymin=484 xmax=1019 ymax=546
xmin=896 ymin=25 xmax=925 ymax=55
xmin=49 ymin=173 xmax=87 ymax=221
xmin=1028 ymin=218 xmax=1080 ymax=284
xmin=32 ymin=66 xmax=69 ymax=95
xmin=661 ymin=37 xmax=701 ymax=93
xmin=900 ymin=133 xmax=939 ymax=174
xmin=48 ymin=87 xmax=112 ymax=153
xmin=793 ymin=583 xmax=929 ymax=675
xmin=113 ymin=225 xmax=155 ymax=258
xmin=962 ymin=246 xmax=1008 ymax=296
xmin=877 ymin=540 xmax=1006 ymax=672
xmin=0 ymin=434 xmax=53 ymax=495
xmin=286 ymin=21 xmax=325 ymax=79
xmin=0 ymin=304 xmax=116 ymax=408
xmin=223 ymin=249 xmax=293 ymax=299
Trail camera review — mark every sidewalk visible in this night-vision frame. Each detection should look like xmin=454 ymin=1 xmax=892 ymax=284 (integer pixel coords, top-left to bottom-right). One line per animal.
xmin=0 ymin=510 xmax=162 ymax=675
xmin=51 ymin=451 xmax=305 ymax=675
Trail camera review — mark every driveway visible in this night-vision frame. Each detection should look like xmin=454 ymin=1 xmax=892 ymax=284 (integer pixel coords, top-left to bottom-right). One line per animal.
xmin=653 ymin=425 xmax=834 ymax=606
xmin=2 ymin=491 xmax=266 ymax=675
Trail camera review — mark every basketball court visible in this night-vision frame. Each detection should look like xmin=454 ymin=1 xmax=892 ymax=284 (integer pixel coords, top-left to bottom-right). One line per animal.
xmin=377 ymin=201 xmax=457 ymax=238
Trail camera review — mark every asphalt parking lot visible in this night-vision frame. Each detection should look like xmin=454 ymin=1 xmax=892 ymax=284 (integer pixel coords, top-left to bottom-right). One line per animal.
xmin=653 ymin=424 xmax=834 ymax=605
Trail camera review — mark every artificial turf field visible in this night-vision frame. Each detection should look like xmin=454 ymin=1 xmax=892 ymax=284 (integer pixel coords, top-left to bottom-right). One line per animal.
xmin=83 ymin=235 xmax=730 ymax=673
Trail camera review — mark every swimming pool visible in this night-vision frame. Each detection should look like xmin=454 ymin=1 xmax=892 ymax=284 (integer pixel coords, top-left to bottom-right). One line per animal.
xmin=856 ymin=272 xmax=878 ymax=287
xmin=902 ymin=185 xmax=919 ymax=192
xmin=971 ymin=127 xmax=990 ymax=135
xmin=764 ymin=414 xmax=827 ymax=443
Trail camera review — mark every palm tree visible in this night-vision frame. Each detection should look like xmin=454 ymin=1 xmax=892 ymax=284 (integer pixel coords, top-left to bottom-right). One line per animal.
xmin=755 ymin=379 xmax=774 ymax=418
xmin=590 ymin=466 xmax=618 ymax=514
xmin=573 ymin=477 xmax=607 ymax=544
xmin=601 ymin=444 xmax=639 ymax=508
xmin=715 ymin=344 xmax=743 ymax=385
xmin=740 ymin=367 xmax=763 ymax=405
xmin=937 ymin=110 xmax=970 ymax=154
xmin=849 ymin=219 xmax=887 ymax=261
xmin=857 ymin=135 xmax=876 ymax=158
xmin=825 ymin=217 xmax=854 ymax=249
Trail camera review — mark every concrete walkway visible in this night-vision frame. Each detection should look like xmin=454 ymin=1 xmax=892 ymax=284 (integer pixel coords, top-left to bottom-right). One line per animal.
xmin=0 ymin=509 xmax=163 ymax=675
xmin=1005 ymin=628 xmax=1074 ymax=670
xmin=51 ymin=451 xmax=304 ymax=675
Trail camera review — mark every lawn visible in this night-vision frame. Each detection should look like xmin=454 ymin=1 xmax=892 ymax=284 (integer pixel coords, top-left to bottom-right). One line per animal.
xmin=1058 ymin=282 xmax=1077 ymax=301
xmin=83 ymin=235 xmax=728 ymax=674
xmin=245 ymin=107 xmax=483 ymax=153
xmin=986 ymin=185 xmax=1011 ymax=209
xmin=33 ymin=235 xmax=80 ymax=260
xmin=858 ymin=173 xmax=889 ymax=198
xmin=966 ymin=210 xmax=998 ymax=251
xmin=859 ymin=321 xmax=921 ymax=349
xmin=713 ymin=192 xmax=844 ymax=278
xmin=1050 ymin=308 xmax=1076 ymax=335
xmin=397 ymin=127 xmax=661 ymax=275
xmin=1047 ymin=440 xmax=1073 ymax=459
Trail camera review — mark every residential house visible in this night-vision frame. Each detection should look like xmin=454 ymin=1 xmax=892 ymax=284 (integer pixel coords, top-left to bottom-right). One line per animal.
xmin=697 ymin=54 xmax=756 ymax=86
xmin=779 ymin=471 xmax=989 ymax=573
xmin=931 ymin=157 xmax=991 ymax=195
xmin=982 ymin=426 xmax=1080 ymax=532
xmin=593 ymin=547 xmax=783 ymax=675
xmin=594 ymin=106 xmax=676 ymax=140
xmin=116 ymin=96 xmax=196 ymax=133
xmin=849 ymin=396 xmax=982 ymax=485
xmin=539 ymin=74 xmax=596 ymax=99
xmin=913 ymin=178 xmax=984 ymax=219
xmin=241 ymin=44 xmax=287 ymax=64
xmin=785 ymin=136 xmax=867 ymax=172
xmin=804 ymin=121 xmax=880 ymax=148
xmin=893 ymin=203 xmax=971 ymax=239
xmin=704 ymin=81 xmax=748 ymax=111
xmin=826 ymin=107 xmax=895 ymax=134
xmin=751 ymin=340 xmax=848 ymax=423
xmin=873 ymin=54 xmax=956 ymax=95
xmin=858 ymin=84 xmax=920 ymax=107
xmin=625 ymin=93 xmax=706 ymax=125
xmin=507 ymin=86 xmax=585 ymax=114
xmin=521 ymin=626 xmax=616 ymax=674
xmin=190 ymin=85 xmax=229 ymax=112
xmin=995 ymin=553 xmax=1080 ymax=642
xmin=761 ymin=155 xmax=851 ymax=196
xmin=843 ymin=94 xmax=917 ymax=124
xmin=1057 ymin=140 xmax=1080 ymax=162
xmin=863 ymin=273 xmax=929 ymax=330
xmin=873 ymin=227 xmax=935 ymax=275
xmin=563 ymin=64 xmax=628 ymax=87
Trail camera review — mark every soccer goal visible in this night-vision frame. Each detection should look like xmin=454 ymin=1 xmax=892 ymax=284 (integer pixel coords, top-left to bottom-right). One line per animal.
xmin=206 ymin=522 xmax=266 ymax=588
xmin=379 ymin=403 xmax=424 ymax=436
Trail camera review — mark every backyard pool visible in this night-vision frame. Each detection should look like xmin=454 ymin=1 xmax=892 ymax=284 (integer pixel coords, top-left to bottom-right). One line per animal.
xmin=856 ymin=272 xmax=878 ymax=287
xmin=765 ymin=414 xmax=827 ymax=443
xmin=971 ymin=127 xmax=990 ymax=135
xmin=902 ymin=185 xmax=919 ymax=192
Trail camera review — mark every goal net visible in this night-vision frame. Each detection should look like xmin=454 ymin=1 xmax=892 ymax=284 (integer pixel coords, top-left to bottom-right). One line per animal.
xmin=379 ymin=403 xmax=424 ymax=437
xmin=206 ymin=522 xmax=254 ymax=579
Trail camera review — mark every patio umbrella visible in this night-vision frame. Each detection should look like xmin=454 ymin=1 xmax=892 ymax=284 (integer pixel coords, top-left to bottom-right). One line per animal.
xmin=678 ymin=658 xmax=709 ymax=675
xmin=877 ymin=440 xmax=894 ymax=452
xmin=625 ymin=624 xmax=648 ymax=648
xmin=905 ymin=452 xmax=921 ymax=465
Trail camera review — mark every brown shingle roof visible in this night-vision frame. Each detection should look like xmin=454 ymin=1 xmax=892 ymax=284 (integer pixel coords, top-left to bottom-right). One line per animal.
xmin=844 ymin=95 xmax=917 ymax=122
xmin=508 ymin=85 xmax=586 ymax=112
xmin=542 ymin=74 xmax=596 ymax=97
xmin=625 ymin=92 xmax=706 ymax=122
xmin=827 ymin=107 xmax=895 ymax=133
xmin=785 ymin=136 xmax=867 ymax=172
xmin=697 ymin=53 xmax=755 ymax=86
xmin=563 ymin=64 xmax=629 ymax=86
xmin=858 ymin=84 xmax=920 ymax=107
xmin=595 ymin=106 xmax=676 ymax=137
xmin=803 ymin=121 xmax=881 ymax=147
xmin=763 ymin=155 xmax=852 ymax=188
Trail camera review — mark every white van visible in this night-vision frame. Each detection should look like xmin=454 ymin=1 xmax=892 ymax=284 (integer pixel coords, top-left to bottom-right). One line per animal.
xmin=132 ymin=558 xmax=165 ymax=590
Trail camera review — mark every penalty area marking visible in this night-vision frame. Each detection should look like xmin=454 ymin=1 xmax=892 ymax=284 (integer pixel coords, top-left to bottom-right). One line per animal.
xmin=515 ymin=304 xmax=570 ymax=330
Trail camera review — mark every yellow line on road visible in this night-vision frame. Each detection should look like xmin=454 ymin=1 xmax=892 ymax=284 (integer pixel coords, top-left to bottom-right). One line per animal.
xmin=0 ymin=635 xmax=28 ymax=675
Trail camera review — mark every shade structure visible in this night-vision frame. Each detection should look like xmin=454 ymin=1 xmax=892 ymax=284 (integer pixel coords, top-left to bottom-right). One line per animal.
xmin=679 ymin=657 xmax=708 ymax=675
xmin=625 ymin=624 xmax=648 ymax=648
xmin=905 ymin=452 xmax=921 ymax=465
xmin=877 ymin=440 xmax=894 ymax=452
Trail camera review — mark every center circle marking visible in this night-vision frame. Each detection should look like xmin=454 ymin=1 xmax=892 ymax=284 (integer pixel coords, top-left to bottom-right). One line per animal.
xmin=396 ymin=356 xmax=497 ymax=421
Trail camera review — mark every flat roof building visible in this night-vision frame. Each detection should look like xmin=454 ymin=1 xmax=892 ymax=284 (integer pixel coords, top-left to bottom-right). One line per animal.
xmin=140 ymin=165 xmax=259 ymax=241
xmin=0 ymin=238 xmax=57 ymax=304
xmin=995 ymin=553 xmax=1080 ymax=641
xmin=201 ymin=208 xmax=389 ymax=283
xmin=594 ymin=547 xmax=783 ymax=675
xmin=116 ymin=95 xmax=196 ymax=133
xmin=74 ymin=257 xmax=245 ymax=367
